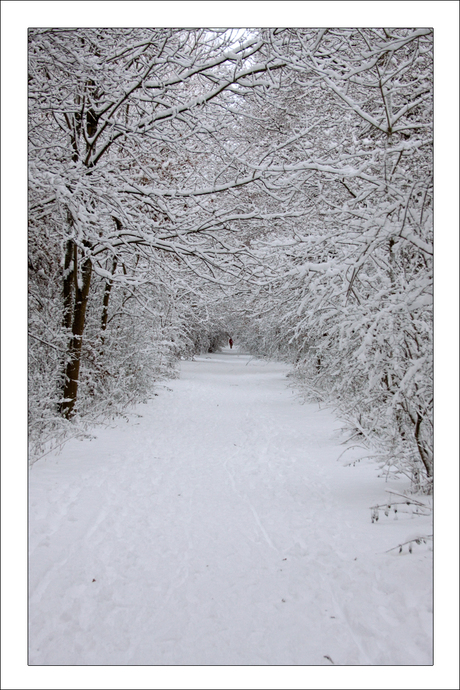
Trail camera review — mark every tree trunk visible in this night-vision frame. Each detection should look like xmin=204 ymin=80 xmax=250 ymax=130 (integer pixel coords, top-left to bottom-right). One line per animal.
xmin=59 ymin=246 xmax=93 ymax=419
xmin=62 ymin=236 xmax=74 ymax=332
xmin=414 ymin=411 xmax=433 ymax=480
xmin=100 ymin=255 xmax=118 ymax=347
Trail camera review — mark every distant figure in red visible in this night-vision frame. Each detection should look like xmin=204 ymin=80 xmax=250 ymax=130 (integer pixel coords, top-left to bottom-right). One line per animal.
xmin=229 ymin=338 xmax=233 ymax=349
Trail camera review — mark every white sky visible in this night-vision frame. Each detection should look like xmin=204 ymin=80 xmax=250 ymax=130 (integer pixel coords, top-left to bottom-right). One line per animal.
xmin=1 ymin=2 xmax=458 ymax=689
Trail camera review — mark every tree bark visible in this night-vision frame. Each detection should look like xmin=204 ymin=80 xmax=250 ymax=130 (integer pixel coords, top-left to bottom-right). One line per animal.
xmin=100 ymin=255 xmax=118 ymax=346
xmin=414 ymin=411 xmax=433 ymax=480
xmin=62 ymin=236 xmax=74 ymax=332
xmin=59 ymin=246 xmax=93 ymax=418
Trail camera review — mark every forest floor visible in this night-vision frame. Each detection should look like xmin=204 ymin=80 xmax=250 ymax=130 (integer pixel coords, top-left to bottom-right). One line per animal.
xmin=29 ymin=348 xmax=432 ymax=667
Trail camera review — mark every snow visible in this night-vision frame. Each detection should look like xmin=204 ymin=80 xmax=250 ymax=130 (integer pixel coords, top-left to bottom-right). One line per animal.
xmin=29 ymin=349 xmax=432 ymax=667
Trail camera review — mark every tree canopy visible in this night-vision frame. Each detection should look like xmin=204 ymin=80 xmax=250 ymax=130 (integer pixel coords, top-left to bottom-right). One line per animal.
xmin=28 ymin=27 xmax=433 ymax=490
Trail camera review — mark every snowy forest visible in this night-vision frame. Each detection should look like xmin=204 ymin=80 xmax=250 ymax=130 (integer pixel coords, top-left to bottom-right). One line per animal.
xmin=28 ymin=27 xmax=433 ymax=492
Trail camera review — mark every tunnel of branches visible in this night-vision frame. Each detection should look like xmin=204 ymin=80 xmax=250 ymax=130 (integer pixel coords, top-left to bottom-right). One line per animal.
xmin=28 ymin=28 xmax=433 ymax=490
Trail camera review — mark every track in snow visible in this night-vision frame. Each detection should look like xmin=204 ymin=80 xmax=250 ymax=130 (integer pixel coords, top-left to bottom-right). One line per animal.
xmin=29 ymin=349 xmax=432 ymax=665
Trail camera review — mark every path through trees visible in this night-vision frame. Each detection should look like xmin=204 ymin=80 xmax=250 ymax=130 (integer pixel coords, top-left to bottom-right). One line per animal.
xmin=28 ymin=27 xmax=433 ymax=490
xmin=29 ymin=350 xmax=432 ymax=665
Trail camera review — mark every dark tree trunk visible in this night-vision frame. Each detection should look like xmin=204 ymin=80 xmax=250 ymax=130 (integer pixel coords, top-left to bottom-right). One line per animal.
xmin=99 ymin=219 xmax=122 ymax=349
xmin=62 ymin=236 xmax=75 ymax=332
xmin=59 ymin=246 xmax=93 ymax=419
xmin=414 ymin=411 xmax=433 ymax=479
xmin=100 ymin=255 xmax=118 ymax=346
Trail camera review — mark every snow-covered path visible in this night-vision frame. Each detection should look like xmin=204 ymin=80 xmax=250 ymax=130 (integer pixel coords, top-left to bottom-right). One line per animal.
xmin=29 ymin=350 xmax=432 ymax=665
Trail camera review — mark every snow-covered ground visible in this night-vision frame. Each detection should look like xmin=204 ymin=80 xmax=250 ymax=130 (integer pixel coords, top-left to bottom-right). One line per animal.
xmin=28 ymin=349 xmax=433 ymax=668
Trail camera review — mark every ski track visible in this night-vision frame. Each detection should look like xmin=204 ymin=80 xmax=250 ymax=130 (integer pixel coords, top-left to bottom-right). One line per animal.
xmin=29 ymin=350 xmax=432 ymax=665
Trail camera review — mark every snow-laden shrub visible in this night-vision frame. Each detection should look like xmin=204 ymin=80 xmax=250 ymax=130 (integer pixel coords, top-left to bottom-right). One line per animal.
xmin=287 ymin=294 xmax=433 ymax=492
xmin=28 ymin=257 xmax=180 ymax=463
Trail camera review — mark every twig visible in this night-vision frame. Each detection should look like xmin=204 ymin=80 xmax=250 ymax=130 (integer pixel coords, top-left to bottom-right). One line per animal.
xmin=29 ymin=432 xmax=86 ymax=465
xmin=28 ymin=332 xmax=67 ymax=352
xmin=384 ymin=489 xmax=429 ymax=507
xmin=373 ymin=501 xmax=429 ymax=510
xmin=385 ymin=535 xmax=432 ymax=553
